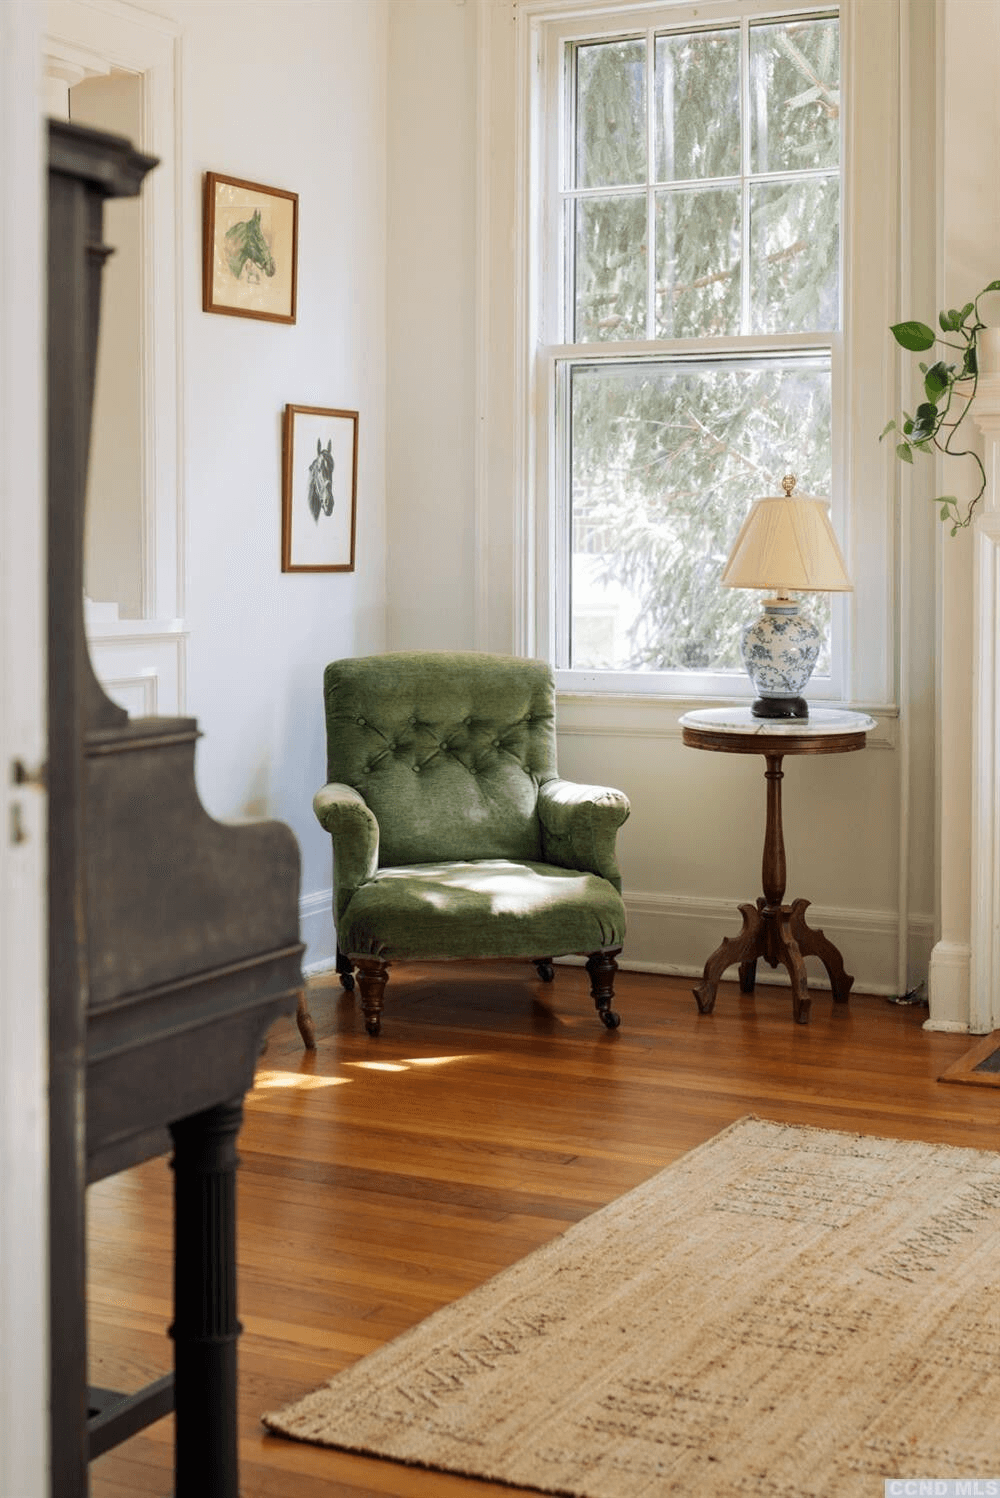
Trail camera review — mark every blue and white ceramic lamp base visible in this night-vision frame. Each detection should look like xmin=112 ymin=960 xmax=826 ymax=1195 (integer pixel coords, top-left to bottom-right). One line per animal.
xmin=741 ymin=599 xmax=821 ymax=719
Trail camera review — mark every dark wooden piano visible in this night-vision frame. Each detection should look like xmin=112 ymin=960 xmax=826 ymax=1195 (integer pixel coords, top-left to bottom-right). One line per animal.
xmin=47 ymin=120 xmax=305 ymax=1496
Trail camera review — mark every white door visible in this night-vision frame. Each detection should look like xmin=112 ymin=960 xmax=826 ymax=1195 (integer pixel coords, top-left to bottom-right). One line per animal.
xmin=0 ymin=2 xmax=50 ymax=1493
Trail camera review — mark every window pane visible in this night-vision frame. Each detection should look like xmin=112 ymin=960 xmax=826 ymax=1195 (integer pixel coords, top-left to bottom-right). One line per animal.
xmin=574 ymin=195 xmax=647 ymax=342
xmin=568 ymin=357 xmax=832 ymax=672
xmin=575 ymin=39 xmax=646 ymax=189
xmin=655 ymin=29 xmax=740 ymax=182
xmin=655 ymin=187 xmax=740 ymax=338
xmin=750 ymin=177 xmax=839 ymax=333
xmin=750 ymin=17 xmax=840 ymax=175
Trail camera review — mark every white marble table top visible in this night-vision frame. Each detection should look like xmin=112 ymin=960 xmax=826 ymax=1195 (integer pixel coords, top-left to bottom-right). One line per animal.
xmin=679 ymin=705 xmax=877 ymax=737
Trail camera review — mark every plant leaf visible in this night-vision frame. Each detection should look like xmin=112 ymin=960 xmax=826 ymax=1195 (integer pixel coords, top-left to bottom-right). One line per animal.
xmin=896 ymin=442 xmax=914 ymax=464
xmin=924 ymin=362 xmax=951 ymax=400
xmin=879 ymin=420 xmax=896 ymax=440
xmin=892 ymin=320 xmax=936 ymax=351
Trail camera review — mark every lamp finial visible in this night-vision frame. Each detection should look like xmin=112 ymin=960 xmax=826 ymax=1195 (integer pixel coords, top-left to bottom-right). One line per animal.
xmin=781 ymin=473 xmax=797 ymax=498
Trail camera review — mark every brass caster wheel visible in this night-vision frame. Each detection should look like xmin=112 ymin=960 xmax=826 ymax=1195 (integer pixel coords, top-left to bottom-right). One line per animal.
xmin=600 ymin=1009 xmax=621 ymax=1029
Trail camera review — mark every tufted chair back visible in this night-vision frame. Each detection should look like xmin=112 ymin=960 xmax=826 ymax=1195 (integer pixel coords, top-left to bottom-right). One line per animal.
xmin=323 ymin=652 xmax=558 ymax=867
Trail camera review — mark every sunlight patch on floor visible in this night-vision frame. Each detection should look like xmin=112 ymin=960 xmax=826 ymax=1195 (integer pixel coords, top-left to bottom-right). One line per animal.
xmin=253 ymin=1070 xmax=351 ymax=1091
xmin=401 ymin=1055 xmax=475 ymax=1067
xmin=344 ymin=1060 xmax=409 ymax=1073
xmin=344 ymin=1054 xmax=478 ymax=1075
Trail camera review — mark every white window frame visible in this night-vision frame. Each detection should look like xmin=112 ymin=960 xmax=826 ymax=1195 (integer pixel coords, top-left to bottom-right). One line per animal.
xmin=512 ymin=0 xmax=899 ymax=709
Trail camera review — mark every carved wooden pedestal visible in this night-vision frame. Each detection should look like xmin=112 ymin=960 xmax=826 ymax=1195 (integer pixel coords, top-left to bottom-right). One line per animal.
xmin=681 ymin=707 xmax=874 ymax=1025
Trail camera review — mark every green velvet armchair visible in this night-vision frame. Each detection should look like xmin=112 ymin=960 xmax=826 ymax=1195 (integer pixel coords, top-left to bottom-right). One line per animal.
xmin=301 ymin=651 xmax=630 ymax=1043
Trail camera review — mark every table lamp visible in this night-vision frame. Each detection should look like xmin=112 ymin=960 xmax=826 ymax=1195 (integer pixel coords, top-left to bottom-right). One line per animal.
xmin=720 ymin=474 xmax=852 ymax=719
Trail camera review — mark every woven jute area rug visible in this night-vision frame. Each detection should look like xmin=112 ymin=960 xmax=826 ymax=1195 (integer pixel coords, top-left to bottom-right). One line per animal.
xmin=263 ymin=1117 xmax=1000 ymax=1497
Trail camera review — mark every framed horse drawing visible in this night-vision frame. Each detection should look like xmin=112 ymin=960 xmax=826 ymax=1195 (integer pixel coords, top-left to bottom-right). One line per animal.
xmin=281 ymin=405 xmax=358 ymax=573
xmin=203 ymin=172 xmax=298 ymax=323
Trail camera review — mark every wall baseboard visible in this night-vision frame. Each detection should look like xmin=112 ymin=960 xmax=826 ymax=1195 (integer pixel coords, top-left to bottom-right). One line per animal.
xmin=298 ymin=884 xmax=932 ymax=997
xmin=299 ymin=888 xmax=336 ymax=975
xmin=622 ymin=889 xmax=932 ymax=997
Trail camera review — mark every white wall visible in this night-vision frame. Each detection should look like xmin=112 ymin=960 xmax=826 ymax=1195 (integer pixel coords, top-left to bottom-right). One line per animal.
xmin=386 ymin=0 xmax=479 ymax=648
xmin=128 ymin=0 xmax=389 ymax=967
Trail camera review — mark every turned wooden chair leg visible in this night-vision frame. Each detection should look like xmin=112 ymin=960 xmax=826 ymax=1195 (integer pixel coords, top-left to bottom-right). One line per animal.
xmin=295 ymin=988 xmax=316 ymax=1051
xmin=354 ymin=957 xmax=390 ymax=1036
xmin=585 ymin=948 xmax=622 ymax=1030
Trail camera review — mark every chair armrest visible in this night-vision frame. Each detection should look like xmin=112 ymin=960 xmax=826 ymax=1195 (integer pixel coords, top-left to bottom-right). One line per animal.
xmin=313 ymin=783 xmax=380 ymax=925
xmin=537 ymin=778 xmax=630 ymax=892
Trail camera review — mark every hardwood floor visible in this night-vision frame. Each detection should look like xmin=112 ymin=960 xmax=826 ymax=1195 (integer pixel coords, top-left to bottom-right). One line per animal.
xmin=88 ymin=961 xmax=1000 ymax=1496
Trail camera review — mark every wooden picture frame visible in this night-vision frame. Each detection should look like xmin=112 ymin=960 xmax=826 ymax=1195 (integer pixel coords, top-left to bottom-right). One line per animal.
xmin=202 ymin=172 xmax=298 ymax=323
xmin=281 ymin=405 xmax=358 ymax=573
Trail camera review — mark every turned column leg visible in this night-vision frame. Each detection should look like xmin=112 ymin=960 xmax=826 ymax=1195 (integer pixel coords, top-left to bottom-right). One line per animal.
xmin=585 ymin=948 xmax=622 ymax=1029
xmin=761 ymin=752 xmax=787 ymax=911
xmin=354 ymin=957 xmax=390 ymax=1036
xmin=169 ymin=1098 xmax=244 ymax=1498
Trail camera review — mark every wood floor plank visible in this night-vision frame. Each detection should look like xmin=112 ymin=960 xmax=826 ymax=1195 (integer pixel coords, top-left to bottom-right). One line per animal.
xmin=88 ymin=964 xmax=1000 ymax=1496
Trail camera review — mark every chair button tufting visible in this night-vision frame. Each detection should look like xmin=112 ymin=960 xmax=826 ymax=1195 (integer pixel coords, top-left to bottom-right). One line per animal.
xmin=412 ymin=764 xmax=421 ymax=773
xmin=409 ymin=716 xmax=417 ymax=725
xmin=356 ymin=716 xmax=366 ymax=726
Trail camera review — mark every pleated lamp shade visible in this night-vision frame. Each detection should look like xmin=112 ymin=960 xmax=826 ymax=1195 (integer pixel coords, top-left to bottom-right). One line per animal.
xmin=721 ymin=493 xmax=852 ymax=594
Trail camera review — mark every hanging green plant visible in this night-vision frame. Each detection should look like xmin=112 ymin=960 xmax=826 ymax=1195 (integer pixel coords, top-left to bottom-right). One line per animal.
xmin=881 ymin=279 xmax=1000 ymax=533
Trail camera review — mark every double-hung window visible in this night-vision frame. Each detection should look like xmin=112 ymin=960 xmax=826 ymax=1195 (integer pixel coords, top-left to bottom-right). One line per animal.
xmin=532 ymin=1 xmax=853 ymax=699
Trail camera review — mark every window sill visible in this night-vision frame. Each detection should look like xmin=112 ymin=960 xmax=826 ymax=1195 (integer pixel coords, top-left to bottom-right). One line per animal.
xmin=554 ymin=689 xmax=899 ymax=749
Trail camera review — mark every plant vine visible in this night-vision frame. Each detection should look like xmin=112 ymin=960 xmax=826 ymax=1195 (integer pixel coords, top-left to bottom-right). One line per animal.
xmin=881 ymin=279 xmax=1000 ymax=533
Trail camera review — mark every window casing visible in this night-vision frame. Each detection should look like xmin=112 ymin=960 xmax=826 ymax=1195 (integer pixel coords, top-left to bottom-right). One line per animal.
xmin=521 ymin=0 xmax=896 ymax=706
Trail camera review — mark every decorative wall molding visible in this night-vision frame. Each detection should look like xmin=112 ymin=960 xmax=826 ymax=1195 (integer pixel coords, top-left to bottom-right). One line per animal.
xmin=622 ymin=888 xmax=932 ymax=996
xmin=88 ymin=628 xmax=186 ymax=718
xmin=47 ymin=0 xmax=186 ymax=707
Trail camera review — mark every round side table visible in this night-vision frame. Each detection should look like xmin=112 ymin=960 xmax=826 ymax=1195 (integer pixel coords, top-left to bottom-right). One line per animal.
xmin=679 ymin=706 xmax=876 ymax=1025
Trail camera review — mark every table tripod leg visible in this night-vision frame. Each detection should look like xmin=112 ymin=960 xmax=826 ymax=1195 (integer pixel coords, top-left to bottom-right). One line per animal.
xmin=693 ymin=903 xmax=764 ymax=1014
xmin=773 ymin=909 xmax=811 ymax=1024
xmin=788 ymin=897 xmax=854 ymax=1003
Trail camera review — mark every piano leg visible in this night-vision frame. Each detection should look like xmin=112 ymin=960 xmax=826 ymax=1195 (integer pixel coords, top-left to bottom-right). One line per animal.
xmin=170 ymin=1098 xmax=244 ymax=1498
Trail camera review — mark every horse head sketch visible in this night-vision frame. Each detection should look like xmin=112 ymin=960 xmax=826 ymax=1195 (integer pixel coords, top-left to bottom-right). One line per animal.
xmin=307 ymin=439 xmax=335 ymax=522
xmin=224 ymin=209 xmax=276 ymax=282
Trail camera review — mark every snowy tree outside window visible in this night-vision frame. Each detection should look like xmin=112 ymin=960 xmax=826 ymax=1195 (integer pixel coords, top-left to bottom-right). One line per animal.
xmin=552 ymin=12 xmax=841 ymax=676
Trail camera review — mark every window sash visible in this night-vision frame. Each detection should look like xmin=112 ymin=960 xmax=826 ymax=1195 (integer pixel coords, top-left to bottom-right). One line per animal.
xmin=545 ymin=332 xmax=846 ymax=698
xmin=545 ymin=5 xmax=845 ymax=694
xmin=520 ymin=0 xmax=898 ymax=710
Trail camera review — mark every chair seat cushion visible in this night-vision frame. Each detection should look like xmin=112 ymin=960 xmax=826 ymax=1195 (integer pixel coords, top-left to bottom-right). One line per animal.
xmin=339 ymin=859 xmax=626 ymax=962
